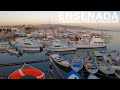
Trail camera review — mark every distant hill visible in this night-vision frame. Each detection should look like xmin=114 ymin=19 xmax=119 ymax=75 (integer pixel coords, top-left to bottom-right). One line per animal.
xmin=37 ymin=24 xmax=94 ymax=30
xmin=38 ymin=24 xmax=111 ymax=31
xmin=0 ymin=24 xmax=112 ymax=31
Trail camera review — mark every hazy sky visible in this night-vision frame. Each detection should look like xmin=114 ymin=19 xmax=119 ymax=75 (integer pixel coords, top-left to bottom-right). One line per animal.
xmin=0 ymin=11 xmax=120 ymax=30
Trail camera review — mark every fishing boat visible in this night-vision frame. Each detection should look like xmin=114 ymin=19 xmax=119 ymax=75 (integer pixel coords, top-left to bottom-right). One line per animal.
xmin=84 ymin=57 xmax=98 ymax=74
xmin=87 ymin=74 xmax=100 ymax=79
xmin=90 ymin=36 xmax=109 ymax=46
xmin=114 ymin=69 xmax=120 ymax=79
xmin=74 ymin=44 xmax=106 ymax=49
xmin=71 ymin=55 xmax=84 ymax=72
xmin=47 ymin=40 xmax=76 ymax=52
xmin=107 ymin=51 xmax=120 ymax=70
xmin=72 ymin=36 xmax=107 ymax=49
xmin=66 ymin=70 xmax=82 ymax=79
xmin=94 ymin=56 xmax=114 ymax=75
xmin=49 ymin=54 xmax=71 ymax=71
xmin=14 ymin=40 xmax=43 ymax=52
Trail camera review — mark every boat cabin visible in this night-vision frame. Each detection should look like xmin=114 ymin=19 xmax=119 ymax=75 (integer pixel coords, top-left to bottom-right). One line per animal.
xmin=90 ymin=36 xmax=105 ymax=45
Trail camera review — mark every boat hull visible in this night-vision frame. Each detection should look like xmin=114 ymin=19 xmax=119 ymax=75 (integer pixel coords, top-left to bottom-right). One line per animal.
xmin=76 ymin=45 xmax=106 ymax=49
xmin=6 ymin=49 xmax=20 ymax=55
xmin=94 ymin=58 xmax=114 ymax=75
xmin=84 ymin=59 xmax=98 ymax=74
xmin=47 ymin=47 xmax=76 ymax=52
xmin=22 ymin=48 xmax=40 ymax=52
xmin=14 ymin=45 xmax=41 ymax=52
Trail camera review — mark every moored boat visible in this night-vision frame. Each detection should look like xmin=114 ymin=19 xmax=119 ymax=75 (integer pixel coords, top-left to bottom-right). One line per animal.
xmin=72 ymin=36 xmax=107 ymax=49
xmin=94 ymin=56 xmax=114 ymax=75
xmin=14 ymin=40 xmax=43 ymax=52
xmin=47 ymin=40 xmax=76 ymax=52
xmin=49 ymin=54 xmax=71 ymax=71
xmin=71 ymin=55 xmax=84 ymax=72
xmin=84 ymin=57 xmax=98 ymax=74
xmin=94 ymin=50 xmax=120 ymax=70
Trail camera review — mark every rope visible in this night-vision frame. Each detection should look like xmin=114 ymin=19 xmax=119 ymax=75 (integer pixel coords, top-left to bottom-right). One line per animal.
xmin=51 ymin=60 xmax=64 ymax=79
xmin=0 ymin=59 xmax=50 ymax=67
xmin=48 ymin=69 xmax=56 ymax=79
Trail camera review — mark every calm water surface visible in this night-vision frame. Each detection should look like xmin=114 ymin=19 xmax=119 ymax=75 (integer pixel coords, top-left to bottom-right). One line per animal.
xmin=0 ymin=31 xmax=120 ymax=79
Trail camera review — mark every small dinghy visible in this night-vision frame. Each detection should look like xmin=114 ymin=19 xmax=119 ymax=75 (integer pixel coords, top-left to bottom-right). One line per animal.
xmin=84 ymin=57 xmax=98 ymax=74
xmin=66 ymin=70 xmax=82 ymax=79
xmin=71 ymin=55 xmax=84 ymax=72
xmin=107 ymin=51 xmax=120 ymax=70
xmin=87 ymin=74 xmax=100 ymax=79
xmin=47 ymin=41 xmax=76 ymax=52
xmin=94 ymin=56 xmax=114 ymax=75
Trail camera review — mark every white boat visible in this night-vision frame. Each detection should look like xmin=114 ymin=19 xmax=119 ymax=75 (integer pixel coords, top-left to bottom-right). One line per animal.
xmin=107 ymin=51 xmax=120 ymax=69
xmin=49 ymin=54 xmax=71 ymax=71
xmin=47 ymin=40 xmax=76 ymax=52
xmin=66 ymin=70 xmax=82 ymax=79
xmin=14 ymin=39 xmax=43 ymax=52
xmin=90 ymin=36 xmax=108 ymax=46
xmin=75 ymin=44 xmax=106 ymax=49
xmin=87 ymin=74 xmax=100 ymax=79
xmin=84 ymin=57 xmax=98 ymax=74
xmin=71 ymin=55 xmax=84 ymax=72
xmin=94 ymin=56 xmax=114 ymax=75
xmin=73 ymin=36 xmax=107 ymax=49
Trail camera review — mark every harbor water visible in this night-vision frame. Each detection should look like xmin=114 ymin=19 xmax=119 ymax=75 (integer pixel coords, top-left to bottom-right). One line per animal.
xmin=0 ymin=30 xmax=120 ymax=79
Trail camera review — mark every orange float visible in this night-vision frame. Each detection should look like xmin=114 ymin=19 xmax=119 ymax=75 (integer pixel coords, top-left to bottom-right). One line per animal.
xmin=8 ymin=68 xmax=45 ymax=79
